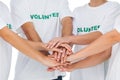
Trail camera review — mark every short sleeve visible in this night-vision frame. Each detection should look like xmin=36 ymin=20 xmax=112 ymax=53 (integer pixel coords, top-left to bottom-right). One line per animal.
xmin=0 ymin=18 xmax=7 ymax=29
xmin=72 ymin=8 xmax=79 ymax=35
xmin=59 ymin=0 xmax=73 ymax=20
xmin=0 ymin=2 xmax=13 ymax=31
xmin=99 ymin=3 xmax=120 ymax=34
xmin=114 ymin=15 xmax=120 ymax=32
xmin=72 ymin=18 xmax=78 ymax=35
xmin=10 ymin=0 xmax=32 ymax=30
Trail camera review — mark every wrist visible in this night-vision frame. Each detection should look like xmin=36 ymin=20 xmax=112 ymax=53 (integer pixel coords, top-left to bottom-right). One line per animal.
xmin=38 ymin=42 xmax=48 ymax=51
xmin=36 ymin=52 xmax=46 ymax=63
xmin=68 ymin=36 xmax=75 ymax=45
xmin=67 ymin=54 xmax=77 ymax=62
xmin=67 ymin=64 xmax=76 ymax=72
xmin=71 ymin=63 xmax=79 ymax=70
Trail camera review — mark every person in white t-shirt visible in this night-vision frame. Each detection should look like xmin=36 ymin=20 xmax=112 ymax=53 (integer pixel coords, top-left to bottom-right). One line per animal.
xmin=10 ymin=0 xmax=73 ymax=80
xmin=0 ymin=1 xmax=61 ymax=80
xmin=46 ymin=0 xmax=120 ymax=80
xmin=66 ymin=14 xmax=120 ymax=80
xmin=70 ymin=1 xmax=119 ymax=80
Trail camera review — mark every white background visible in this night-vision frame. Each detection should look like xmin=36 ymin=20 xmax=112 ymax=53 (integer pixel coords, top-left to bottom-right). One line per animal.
xmin=0 ymin=0 xmax=120 ymax=80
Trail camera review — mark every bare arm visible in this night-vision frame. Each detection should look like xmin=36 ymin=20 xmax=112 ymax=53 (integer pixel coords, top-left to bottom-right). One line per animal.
xmin=47 ymin=17 xmax=102 ymax=47
xmin=24 ymin=40 xmax=47 ymax=50
xmin=67 ymin=29 xmax=120 ymax=62
xmin=22 ymin=22 xmax=42 ymax=42
xmin=67 ymin=31 xmax=102 ymax=45
xmin=22 ymin=22 xmax=50 ymax=54
xmin=0 ymin=27 xmax=60 ymax=67
xmin=61 ymin=17 xmax=73 ymax=37
xmin=47 ymin=31 xmax=102 ymax=48
xmin=65 ymin=48 xmax=111 ymax=72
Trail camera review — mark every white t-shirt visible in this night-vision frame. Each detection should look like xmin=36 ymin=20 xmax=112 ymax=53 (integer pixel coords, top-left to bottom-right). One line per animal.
xmin=11 ymin=0 xmax=72 ymax=80
xmin=71 ymin=1 xmax=120 ymax=80
xmin=0 ymin=2 xmax=13 ymax=80
xmin=105 ymin=15 xmax=120 ymax=80
xmin=0 ymin=18 xmax=6 ymax=29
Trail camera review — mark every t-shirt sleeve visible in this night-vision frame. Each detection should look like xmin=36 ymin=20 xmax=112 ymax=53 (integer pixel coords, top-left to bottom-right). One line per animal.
xmin=10 ymin=0 xmax=31 ymax=30
xmin=59 ymin=0 xmax=73 ymax=20
xmin=0 ymin=18 xmax=7 ymax=29
xmin=99 ymin=4 xmax=120 ymax=34
xmin=0 ymin=2 xmax=15 ymax=32
xmin=72 ymin=8 xmax=79 ymax=35
xmin=114 ymin=15 xmax=120 ymax=32
xmin=0 ymin=18 xmax=17 ymax=33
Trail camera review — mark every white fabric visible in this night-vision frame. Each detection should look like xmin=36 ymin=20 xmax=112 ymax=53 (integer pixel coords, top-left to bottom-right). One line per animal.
xmin=0 ymin=18 xmax=6 ymax=29
xmin=71 ymin=1 xmax=120 ymax=80
xmin=11 ymin=0 xmax=72 ymax=80
xmin=0 ymin=1 xmax=13 ymax=80
xmin=114 ymin=15 xmax=120 ymax=32
xmin=105 ymin=15 xmax=120 ymax=80
xmin=10 ymin=0 xmax=31 ymax=31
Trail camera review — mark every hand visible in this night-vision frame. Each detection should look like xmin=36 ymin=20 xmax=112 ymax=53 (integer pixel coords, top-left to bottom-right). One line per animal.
xmin=61 ymin=64 xmax=75 ymax=72
xmin=51 ymin=45 xmax=72 ymax=63
xmin=47 ymin=37 xmax=71 ymax=49
xmin=40 ymin=42 xmax=63 ymax=53
xmin=41 ymin=55 xmax=60 ymax=67
xmin=47 ymin=48 xmax=71 ymax=72
xmin=44 ymin=43 xmax=73 ymax=72
xmin=67 ymin=54 xmax=78 ymax=62
xmin=60 ymin=44 xmax=72 ymax=54
xmin=58 ymin=62 xmax=75 ymax=72
xmin=47 ymin=61 xmax=71 ymax=72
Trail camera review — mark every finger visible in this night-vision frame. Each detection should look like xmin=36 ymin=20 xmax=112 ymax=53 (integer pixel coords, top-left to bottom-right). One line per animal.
xmin=57 ymin=52 xmax=62 ymax=62
xmin=47 ymin=41 xmax=54 ymax=49
xmin=48 ymin=55 xmax=56 ymax=60
xmin=63 ymin=54 xmax=68 ymax=63
xmin=50 ymin=41 xmax=59 ymax=49
xmin=54 ymin=52 xmax=58 ymax=61
xmin=61 ymin=48 xmax=66 ymax=58
xmin=65 ymin=61 xmax=72 ymax=66
xmin=47 ymin=39 xmax=57 ymax=48
xmin=60 ymin=49 xmax=66 ymax=63
xmin=50 ymin=48 xmax=63 ymax=53
xmin=61 ymin=56 xmax=64 ymax=64
xmin=47 ymin=67 xmax=55 ymax=72
xmin=55 ymin=42 xmax=61 ymax=48
xmin=66 ymin=49 xmax=73 ymax=56
xmin=59 ymin=65 xmax=64 ymax=71
xmin=56 ymin=66 xmax=61 ymax=70
xmin=60 ymin=44 xmax=72 ymax=52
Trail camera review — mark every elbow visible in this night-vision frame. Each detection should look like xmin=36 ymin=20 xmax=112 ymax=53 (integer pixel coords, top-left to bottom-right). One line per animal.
xmin=102 ymin=48 xmax=112 ymax=61
xmin=0 ymin=27 xmax=11 ymax=39
xmin=0 ymin=27 xmax=17 ymax=43
xmin=109 ymin=29 xmax=120 ymax=43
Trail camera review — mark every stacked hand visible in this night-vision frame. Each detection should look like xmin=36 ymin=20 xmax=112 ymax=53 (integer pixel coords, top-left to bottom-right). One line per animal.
xmin=43 ymin=37 xmax=75 ymax=72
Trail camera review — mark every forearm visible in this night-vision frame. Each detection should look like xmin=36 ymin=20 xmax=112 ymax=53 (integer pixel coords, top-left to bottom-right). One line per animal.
xmin=0 ymin=27 xmax=44 ymax=62
xmin=71 ymin=48 xmax=111 ymax=69
xmin=25 ymin=40 xmax=46 ymax=51
xmin=22 ymin=22 xmax=42 ymax=42
xmin=61 ymin=17 xmax=73 ymax=37
xmin=67 ymin=29 xmax=120 ymax=61
xmin=22 ymin=22 xmax=50 ymax=53
xmin=69 ymin=31 xmax=102 ymax=45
